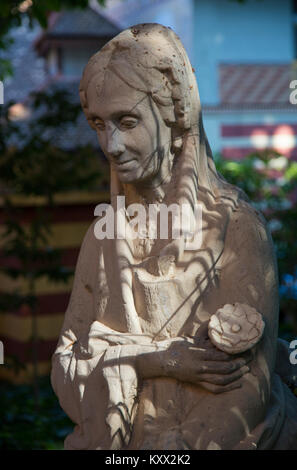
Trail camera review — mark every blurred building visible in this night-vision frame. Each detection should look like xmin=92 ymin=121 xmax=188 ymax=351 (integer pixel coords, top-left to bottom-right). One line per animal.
xmin=4 ymin=6 xmax=120 ymax=148
xmin=6 ymin=0 xmax=296 ymax=160
xmin=192 ymin=0 xmax=297 ymax=159
xmin=98 ymin=0 xmax=297 ymax=158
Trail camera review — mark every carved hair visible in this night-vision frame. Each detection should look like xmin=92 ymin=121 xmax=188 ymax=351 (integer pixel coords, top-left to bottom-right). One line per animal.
xmin=79 ymin=23 xmax=247 ymax=205
xmin=79 ymin=24 xmax=199 ymax=152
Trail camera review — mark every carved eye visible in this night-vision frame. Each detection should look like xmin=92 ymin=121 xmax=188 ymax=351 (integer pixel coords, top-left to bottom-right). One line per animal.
xmin=119 ymin=116 xmax=138 ymax=129
xmin=94 ymin=118 xmax=105 ymax=130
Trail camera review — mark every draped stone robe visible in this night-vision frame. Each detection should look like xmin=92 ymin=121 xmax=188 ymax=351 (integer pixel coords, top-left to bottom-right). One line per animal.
xmin=51 ymin=199 xmax=297 ymax=450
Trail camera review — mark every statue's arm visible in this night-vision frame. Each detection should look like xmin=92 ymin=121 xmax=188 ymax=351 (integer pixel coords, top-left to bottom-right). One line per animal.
xmin=135 ymin=323 xmax=251 ymax=393
xmin=218 ymin=202 xmax=279 ymax=392
xmin=50 ymin=221 xmax=107 ymax=427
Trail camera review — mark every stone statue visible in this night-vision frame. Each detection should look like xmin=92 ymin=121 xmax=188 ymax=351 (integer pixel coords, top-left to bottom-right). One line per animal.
xmin=51 ymin=24 xmax=297 ymax=450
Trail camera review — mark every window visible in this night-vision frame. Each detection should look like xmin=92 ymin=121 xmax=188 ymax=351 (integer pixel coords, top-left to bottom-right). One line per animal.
xmin=61 ymin=47 xmax=98 ymax=77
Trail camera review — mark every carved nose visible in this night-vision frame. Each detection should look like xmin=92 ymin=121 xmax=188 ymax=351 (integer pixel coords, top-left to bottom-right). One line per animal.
xmin=106 ymin=127 xmax=125 ymax=158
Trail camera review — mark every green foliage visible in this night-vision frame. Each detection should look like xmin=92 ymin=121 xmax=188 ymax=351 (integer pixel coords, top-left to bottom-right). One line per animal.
xmin=0 ymin=90 xmax=100 ymax=201
xmin=0 ymin=88 xmax=100 ymax=450
xmin=0 ymin=376 xmax=73 ymax=449
xmin=0 ymin=0 xmax=106 ymax=25
xmin=0 ymin=0 xmax=106 ymax=79
xmin=0 ymin=88 xmax=101 ymax=386
xmin=215 ymin=151 xmax=297 ymax=339
xmin=0 ymin=89 xmax=100 ymax=296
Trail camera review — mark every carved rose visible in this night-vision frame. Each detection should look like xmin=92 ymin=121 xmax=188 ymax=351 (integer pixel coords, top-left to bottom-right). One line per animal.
xmin=208 ymin=303 xmax=265 ymax=354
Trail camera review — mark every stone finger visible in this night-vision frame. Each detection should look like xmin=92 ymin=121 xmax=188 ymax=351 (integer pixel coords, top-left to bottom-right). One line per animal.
xmin=199 ymin=381 xmax=242 ymax=394
xmin=196 ymin=359 xmax=247 ymax=375
xmin=199 ymin=348 xmax=233 ymax=362
xmin=197 ymin=365 xmax=250 ymax=385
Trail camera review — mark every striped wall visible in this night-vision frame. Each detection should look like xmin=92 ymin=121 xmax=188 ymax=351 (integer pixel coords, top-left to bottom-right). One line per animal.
xmin=221 ymin=123 xmax=297 ymax=160
xmin=0 ymin=191 xmax=109 ymax=383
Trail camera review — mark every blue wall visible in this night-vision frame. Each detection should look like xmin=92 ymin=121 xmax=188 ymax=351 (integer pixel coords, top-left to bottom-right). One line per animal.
xmin=193 ymin=0 xmax=294 ymax=104
xmin=102 ymin=0 xmax=194 ymax=63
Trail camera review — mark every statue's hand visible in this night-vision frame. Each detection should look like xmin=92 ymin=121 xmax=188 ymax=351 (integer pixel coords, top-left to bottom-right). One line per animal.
xmin=160 ymin=322 xmax=252 ymax=393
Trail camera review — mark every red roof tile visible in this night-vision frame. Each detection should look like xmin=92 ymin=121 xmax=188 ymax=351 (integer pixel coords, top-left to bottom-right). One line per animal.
xmin=219 ymin=64 xmax=294 ymax=105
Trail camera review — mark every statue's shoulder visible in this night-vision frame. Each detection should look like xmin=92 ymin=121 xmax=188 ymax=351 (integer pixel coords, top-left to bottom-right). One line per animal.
xmin=221 ymin=198 xmax=278 ymax=297
xmin=75 ymin=218 xmax=103 ymax=275
xmin=227 ymin=198 xmax=274 ymax=253
xmin=80 ymin=218 xmax=103 ymax=252
xmin=231 ymin=195 xmax=262 ymax=220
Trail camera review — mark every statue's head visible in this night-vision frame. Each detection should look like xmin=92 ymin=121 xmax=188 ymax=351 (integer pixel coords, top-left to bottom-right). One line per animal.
xmin=79 ymin=24 xmax=200 ymax=186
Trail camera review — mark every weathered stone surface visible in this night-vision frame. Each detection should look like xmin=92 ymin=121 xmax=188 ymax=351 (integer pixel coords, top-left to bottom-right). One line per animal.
xmin=51 ymin=23 xmax=297 ymax=450
xmin=208 ymin=303 xmax=265 ymax=354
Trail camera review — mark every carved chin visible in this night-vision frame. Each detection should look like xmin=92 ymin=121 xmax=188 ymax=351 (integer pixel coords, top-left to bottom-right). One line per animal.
xmin=116 ymin=167 xmax=156 ymax=185
xmin=116 ymin=168 xmax=141 ymax=183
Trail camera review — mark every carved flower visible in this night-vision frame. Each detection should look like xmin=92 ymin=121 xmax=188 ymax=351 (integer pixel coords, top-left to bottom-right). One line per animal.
xmin=208 ymin=303 xmax=265 ymax=354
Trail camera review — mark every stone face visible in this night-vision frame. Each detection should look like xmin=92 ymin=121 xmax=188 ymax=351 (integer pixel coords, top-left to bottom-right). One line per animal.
xmin=208 ymin=303 xmax=265 ymax=354
xmin=51 ymin=23 xmax=297 ymax=450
